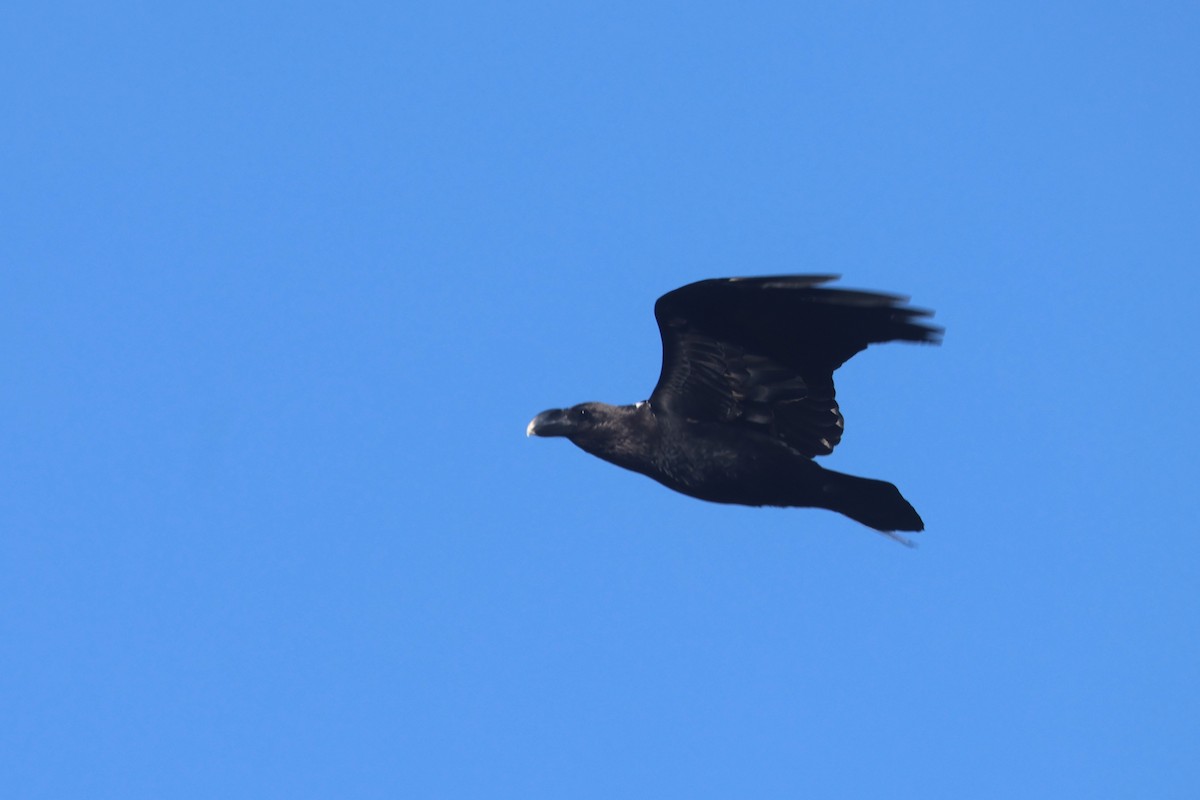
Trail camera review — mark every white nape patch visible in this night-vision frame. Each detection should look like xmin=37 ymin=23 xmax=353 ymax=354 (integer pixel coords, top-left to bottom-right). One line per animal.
xmin=635 ymin=400 xmax=647 ymax=408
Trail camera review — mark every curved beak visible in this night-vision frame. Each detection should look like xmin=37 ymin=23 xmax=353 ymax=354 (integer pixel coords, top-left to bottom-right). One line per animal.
xmin=526 ymin=408 xmax=571 ymax=437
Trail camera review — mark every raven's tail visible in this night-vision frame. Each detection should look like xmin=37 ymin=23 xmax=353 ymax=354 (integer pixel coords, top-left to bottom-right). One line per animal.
xmin=819 ymin=470 xmax=924 ymax=535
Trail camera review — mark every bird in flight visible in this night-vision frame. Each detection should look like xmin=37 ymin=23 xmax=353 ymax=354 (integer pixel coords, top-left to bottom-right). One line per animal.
xmin=527 ymin=275 xmax=941 ymax=542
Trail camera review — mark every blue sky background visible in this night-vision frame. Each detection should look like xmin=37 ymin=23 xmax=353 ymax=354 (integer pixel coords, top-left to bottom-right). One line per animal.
xmin=3 ymin=2 xmax=1198 ymax=797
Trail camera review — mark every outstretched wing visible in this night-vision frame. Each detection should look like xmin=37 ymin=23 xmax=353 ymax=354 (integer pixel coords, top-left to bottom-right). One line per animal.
xmin=649 ymin=275 xmax=941 ymax=457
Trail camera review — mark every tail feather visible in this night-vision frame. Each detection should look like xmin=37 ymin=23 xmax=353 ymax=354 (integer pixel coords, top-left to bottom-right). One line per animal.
xmin=819 ymin=470 xmax=924 ymax=535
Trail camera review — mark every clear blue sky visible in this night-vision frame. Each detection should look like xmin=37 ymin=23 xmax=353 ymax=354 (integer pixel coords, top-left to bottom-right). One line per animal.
xmin=4 ymin=2 xmax=1198 ymax=797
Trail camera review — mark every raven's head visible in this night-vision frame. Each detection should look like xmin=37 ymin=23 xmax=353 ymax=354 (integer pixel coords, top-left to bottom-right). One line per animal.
xmin=526 ymin=401 xmax=653 ymax=465
xmin=526 ymin=402 xmax=613 ymax=440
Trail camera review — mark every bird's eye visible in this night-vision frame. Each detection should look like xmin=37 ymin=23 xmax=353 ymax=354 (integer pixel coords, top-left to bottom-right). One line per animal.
xmin=575 ymin=408 xmax=589 ymax=419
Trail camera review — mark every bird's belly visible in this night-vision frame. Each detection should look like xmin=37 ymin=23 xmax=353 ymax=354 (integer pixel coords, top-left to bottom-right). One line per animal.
xmin=649 ymin=441 xmax=821 ymax=507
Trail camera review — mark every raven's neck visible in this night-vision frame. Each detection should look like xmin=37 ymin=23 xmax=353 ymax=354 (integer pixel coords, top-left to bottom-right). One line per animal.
xmin=571 ymin=401 xmax=661 ymax=473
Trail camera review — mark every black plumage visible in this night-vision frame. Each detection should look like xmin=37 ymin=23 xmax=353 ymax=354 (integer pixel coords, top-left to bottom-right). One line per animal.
xmin=527 ymin=275 xmax=941 ymax=541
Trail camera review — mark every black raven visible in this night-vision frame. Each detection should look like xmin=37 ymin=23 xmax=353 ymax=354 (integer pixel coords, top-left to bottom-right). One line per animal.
xmin=527 ymin=276 xmax=941 ymax=540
